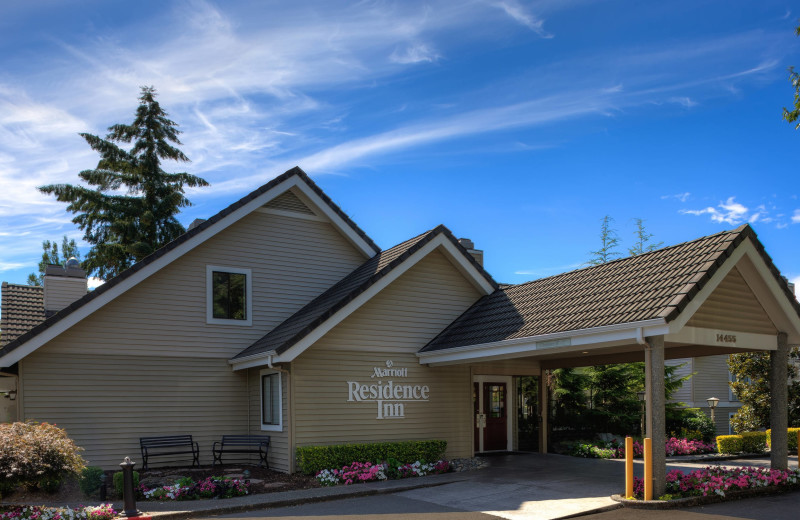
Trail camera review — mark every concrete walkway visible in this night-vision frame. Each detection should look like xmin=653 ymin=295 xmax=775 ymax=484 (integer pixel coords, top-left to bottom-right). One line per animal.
xmin=11 ymin=453 xmax=796 ymax=520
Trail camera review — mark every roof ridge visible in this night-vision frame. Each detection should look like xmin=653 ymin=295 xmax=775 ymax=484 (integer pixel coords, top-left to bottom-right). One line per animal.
xmin=505 ymin=225 xmax=749 ymax=290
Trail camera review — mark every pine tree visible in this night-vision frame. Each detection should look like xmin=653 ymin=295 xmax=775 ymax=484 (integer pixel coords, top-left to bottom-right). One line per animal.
xmin=39 ymin=86 xmax=208 ymax=279
xmin=629 ymin=218 xmax=663 ymax=256
xmin=588 ymin=215 xmax=621 ymax=265
xmin=26 ymin=236 xmax=82 ymax=286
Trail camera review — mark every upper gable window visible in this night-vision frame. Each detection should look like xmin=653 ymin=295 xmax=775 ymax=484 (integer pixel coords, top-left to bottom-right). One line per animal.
xmin=206 ymin=266 xmax=252 ymax=326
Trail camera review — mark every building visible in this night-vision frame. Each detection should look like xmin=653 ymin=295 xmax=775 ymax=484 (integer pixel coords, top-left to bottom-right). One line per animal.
xmin=1 ymin=167 xmax=798 ymax=495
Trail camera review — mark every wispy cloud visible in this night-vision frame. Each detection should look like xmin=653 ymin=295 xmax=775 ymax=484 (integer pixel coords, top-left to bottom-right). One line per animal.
xmin=792 ymin=209 xmax=800 ymax=224
xmin=390 ymin=44 xmax=440 ymax=64
xmin=662 ymin=192 xmax=691 ymax=202
xmin=680 ymin=196 xmax=751 ymax=225
xmin=490 ymin=0 xmax=553 ymax=38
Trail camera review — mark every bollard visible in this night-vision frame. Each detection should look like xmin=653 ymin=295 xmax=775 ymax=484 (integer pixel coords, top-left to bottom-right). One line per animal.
xmin=99 ymin=472 xmax=107 ymax=502
xmin=119 ymin=457 xmax=140 ymax=517
xmin=643 ymin=437 xmax=653 ymax=501
xmin=797 ymin=430 xmax=799 ymax=469
xmin=625 ymin=437 xmax=634 ymax=498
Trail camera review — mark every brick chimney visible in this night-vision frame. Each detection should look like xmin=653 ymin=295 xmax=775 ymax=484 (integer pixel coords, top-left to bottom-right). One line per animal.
xmin=43 ymin=259 xmax=87 ymax=314
xmin=458 ymin=238 xmax=484 ymax=266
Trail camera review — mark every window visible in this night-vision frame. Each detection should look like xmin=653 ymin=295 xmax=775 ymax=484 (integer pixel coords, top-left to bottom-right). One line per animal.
xmin=260 ymin=370 xmax=282 ymax=431
xmin=728 ymin=371 xmax=751 ymax=402
xmin=728 ymin=412 xmax=736 ymax=435
xmin=206 ymin=266 xmax=252 ymax=325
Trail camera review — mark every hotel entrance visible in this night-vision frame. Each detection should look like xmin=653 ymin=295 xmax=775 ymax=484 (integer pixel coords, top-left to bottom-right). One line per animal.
xmin=473 ymin=375 xmax=512 ymax=452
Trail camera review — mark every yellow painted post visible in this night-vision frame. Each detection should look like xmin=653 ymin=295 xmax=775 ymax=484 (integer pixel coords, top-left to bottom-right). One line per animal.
xmin=797 ymin=430 xmax=799 ymax=469
xmin=625 ymin=436 xmax=634 ymax=498
xmin=643 ymin=437 xmax=653 ymax=501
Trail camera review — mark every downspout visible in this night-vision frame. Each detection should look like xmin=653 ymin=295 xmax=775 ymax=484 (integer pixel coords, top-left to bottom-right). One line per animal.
xmin=265 ymin=353 xmax=294 ymax=472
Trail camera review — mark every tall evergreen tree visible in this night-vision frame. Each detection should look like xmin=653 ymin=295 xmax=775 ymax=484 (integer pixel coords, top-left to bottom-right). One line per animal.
xmin=628 ymin=218 xmax=663 ymax=256
xmin=39 ymin=86 xmax=208 ymax=279
xmin=26 ymin=236 xmax=82 ymax=286
xmin=588 ymin=215 xmax=621 ymax=265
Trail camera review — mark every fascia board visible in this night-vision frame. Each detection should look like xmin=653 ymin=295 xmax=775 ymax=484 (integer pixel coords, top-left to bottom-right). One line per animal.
xmin=417 ymin=319 xmax=668 ymax=365
xmin=293 ymin=181 xmax=378 ymax=258
xmin=0 ymin=177 xmax=304 ymax=368
xmin=666 ymin=241 xmax=747 ymax=334
xmin=274 ymin=234 xmax=492 ymax=364
xmin=735 ymin=248 xmax=800 ymax=343
xmin=229 ymin=352 xmax=278 ymax=371
xmin=667 ymin=326 xmax=777 ymax=351
xmin=667 ymin=239 xmax=800 ymax=343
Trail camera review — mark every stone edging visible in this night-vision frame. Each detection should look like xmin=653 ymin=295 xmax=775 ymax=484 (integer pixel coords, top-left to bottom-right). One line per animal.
xmin=610 ymin=483 xmax=800 ymax=509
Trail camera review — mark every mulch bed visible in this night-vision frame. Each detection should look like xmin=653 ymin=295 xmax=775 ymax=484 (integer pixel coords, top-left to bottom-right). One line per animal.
xmin=1 ymin=465 xmax=319 ymax=506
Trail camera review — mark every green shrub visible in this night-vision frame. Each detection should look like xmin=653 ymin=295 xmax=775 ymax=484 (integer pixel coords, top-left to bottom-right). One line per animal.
xmin=113 ymin=470 xmax=140 ymax=497
xmin=740 ymin=431 xmax=767 ymax=454
xmin=296 ymin=440 xmax=447 ymax=475
xmin=79 ymin=466 xmax=105 ymax=497
xmin=666 ymin=408 xmax=717 ymax=443
xmin=716 ymin=435 xmax=743 ymax=454
xmin=765 ymin=427 xmax=800 ymax=451
xmin=0 ymin=421 xmax=85 ymax=492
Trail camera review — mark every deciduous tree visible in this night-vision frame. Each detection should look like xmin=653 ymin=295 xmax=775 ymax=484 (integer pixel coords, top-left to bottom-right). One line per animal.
xmin=26 ymin=236 xmax=81 ymax=286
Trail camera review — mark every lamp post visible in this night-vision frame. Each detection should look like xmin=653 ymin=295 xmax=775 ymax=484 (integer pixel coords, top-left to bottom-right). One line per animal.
xmin=637 ymin=391 xmax=646 ymax=437
xmin=707 ymin=397 xmax=720 ymax=424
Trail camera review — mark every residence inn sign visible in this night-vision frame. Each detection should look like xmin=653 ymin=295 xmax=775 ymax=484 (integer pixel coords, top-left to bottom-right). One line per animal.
xmin=347 ymin=360 xmax=430 ymax=419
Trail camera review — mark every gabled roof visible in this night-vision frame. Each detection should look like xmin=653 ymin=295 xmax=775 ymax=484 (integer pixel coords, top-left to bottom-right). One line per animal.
xmin=231 ymin=225 xmax=497 ymax=366
xmin=421 ymin=224 xmax=800 ymax=353
xmin=0 ymin=283 xmax=44 ymax=346
xmin=0 ymin=167 xmax=380 ymax=366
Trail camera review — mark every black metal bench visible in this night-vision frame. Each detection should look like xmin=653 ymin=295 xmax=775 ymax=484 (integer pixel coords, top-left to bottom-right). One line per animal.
xmin=212 ymin=435 xmax=270 ymax=468
xmin=139 ymin=435 xmax=200 ymax=470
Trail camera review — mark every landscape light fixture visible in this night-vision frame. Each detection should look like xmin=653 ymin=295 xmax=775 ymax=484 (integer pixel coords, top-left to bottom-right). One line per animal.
xmin=707 ymin=397 xmax=720 ymax=423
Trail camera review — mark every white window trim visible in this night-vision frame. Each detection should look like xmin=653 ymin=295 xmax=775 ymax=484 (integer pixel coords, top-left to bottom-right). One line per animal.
xmin=206 ymin=265 xmax=253 ymax=326
xmin=260 ymin=369 xmax=282 ymax=432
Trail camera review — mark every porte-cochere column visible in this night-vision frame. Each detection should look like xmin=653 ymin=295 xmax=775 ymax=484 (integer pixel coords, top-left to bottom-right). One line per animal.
xmin=770 ymin=332 xmax=789 ymax=471
xmin=645 ymin=335 xmax=666 ymax=497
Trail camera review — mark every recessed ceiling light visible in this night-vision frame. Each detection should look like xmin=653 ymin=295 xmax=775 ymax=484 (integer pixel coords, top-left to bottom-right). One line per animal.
xmin=582 ymin=351 xmax=589 ymax=354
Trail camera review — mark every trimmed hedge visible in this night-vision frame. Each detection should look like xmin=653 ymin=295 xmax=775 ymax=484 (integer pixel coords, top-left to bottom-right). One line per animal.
xmin=112 ymin=470 xmax=139 ymax=498
xmin=296 ymin=440 xmax=447 ymax=475
xmin=740 ymin=431 xmax=767 ymax=454
xmin=716 ymin=435 xmax=743 ymax=454
xmin=766 ymin=427 xmax=800 ymax=451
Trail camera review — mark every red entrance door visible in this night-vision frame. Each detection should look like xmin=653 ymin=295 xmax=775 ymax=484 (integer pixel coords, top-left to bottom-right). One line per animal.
xmin=483 ymin=382 xmax=507 ymax=451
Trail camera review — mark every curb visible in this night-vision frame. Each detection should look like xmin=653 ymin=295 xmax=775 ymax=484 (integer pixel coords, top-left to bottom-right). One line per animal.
xmin=132 ymin=478 xmax=463 ymax=520
xmin=610 ymin=484 xmax=800 ymax=509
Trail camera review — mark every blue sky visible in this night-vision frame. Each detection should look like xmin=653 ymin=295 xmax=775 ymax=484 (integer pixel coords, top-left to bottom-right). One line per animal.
xmin=1 ymin=0 xmax=799 ymax=291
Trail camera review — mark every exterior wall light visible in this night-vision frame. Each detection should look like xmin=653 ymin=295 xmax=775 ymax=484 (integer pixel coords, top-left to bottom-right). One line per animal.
xmin=2 ymin=390 xmax=16 ymax=401
xmin=707 ymin=397 xmax=720 ymax=423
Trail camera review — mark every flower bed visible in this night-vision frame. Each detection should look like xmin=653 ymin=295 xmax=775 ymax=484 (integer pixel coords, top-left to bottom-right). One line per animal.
xmin=632 ymin=466 xmax=800 ymax=500
xmin=138 ymin=476 xmax=249 ymax=500
xmin=570 ymin=437 xmax=715 ymax=459
xmin=0 ymin=504 xmax=116 ymax=520
xmin=316 ymin=460 xmax=450 ymax=486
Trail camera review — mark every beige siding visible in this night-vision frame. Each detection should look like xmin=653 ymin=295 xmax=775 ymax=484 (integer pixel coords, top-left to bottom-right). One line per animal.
xmin=21 ymin=351 xmax=248 ymax=469
xmin=666 ymin=358 xmax=693 ymax=404
xmin=44 ymin=277 xmax=87 ymax=312
xmin=19 ymin=208 xmax=368 ymax=469
xmin=246 ymin=367 xmax=291 ymax=473
xmin=687 ymin=267 xmax=777 ymax=335
xmin=692 ymin=355 xmax=733 ymax=403
xmin=41 ymin=211 xmax=366 ymax=359
xmin=292 ymin=248 xmax=483 ymax=460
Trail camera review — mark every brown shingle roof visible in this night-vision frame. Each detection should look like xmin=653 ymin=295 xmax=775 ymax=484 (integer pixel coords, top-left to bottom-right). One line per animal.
xmin=421 ymin=224 xmax=800 ymax=352
xmin=1 ymin=283 xmax=44 ymax=346
xmin=232 ymin=225 xmax=497 ymax=360
xmin=0 ymin=167 xmax=380 ymax=363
